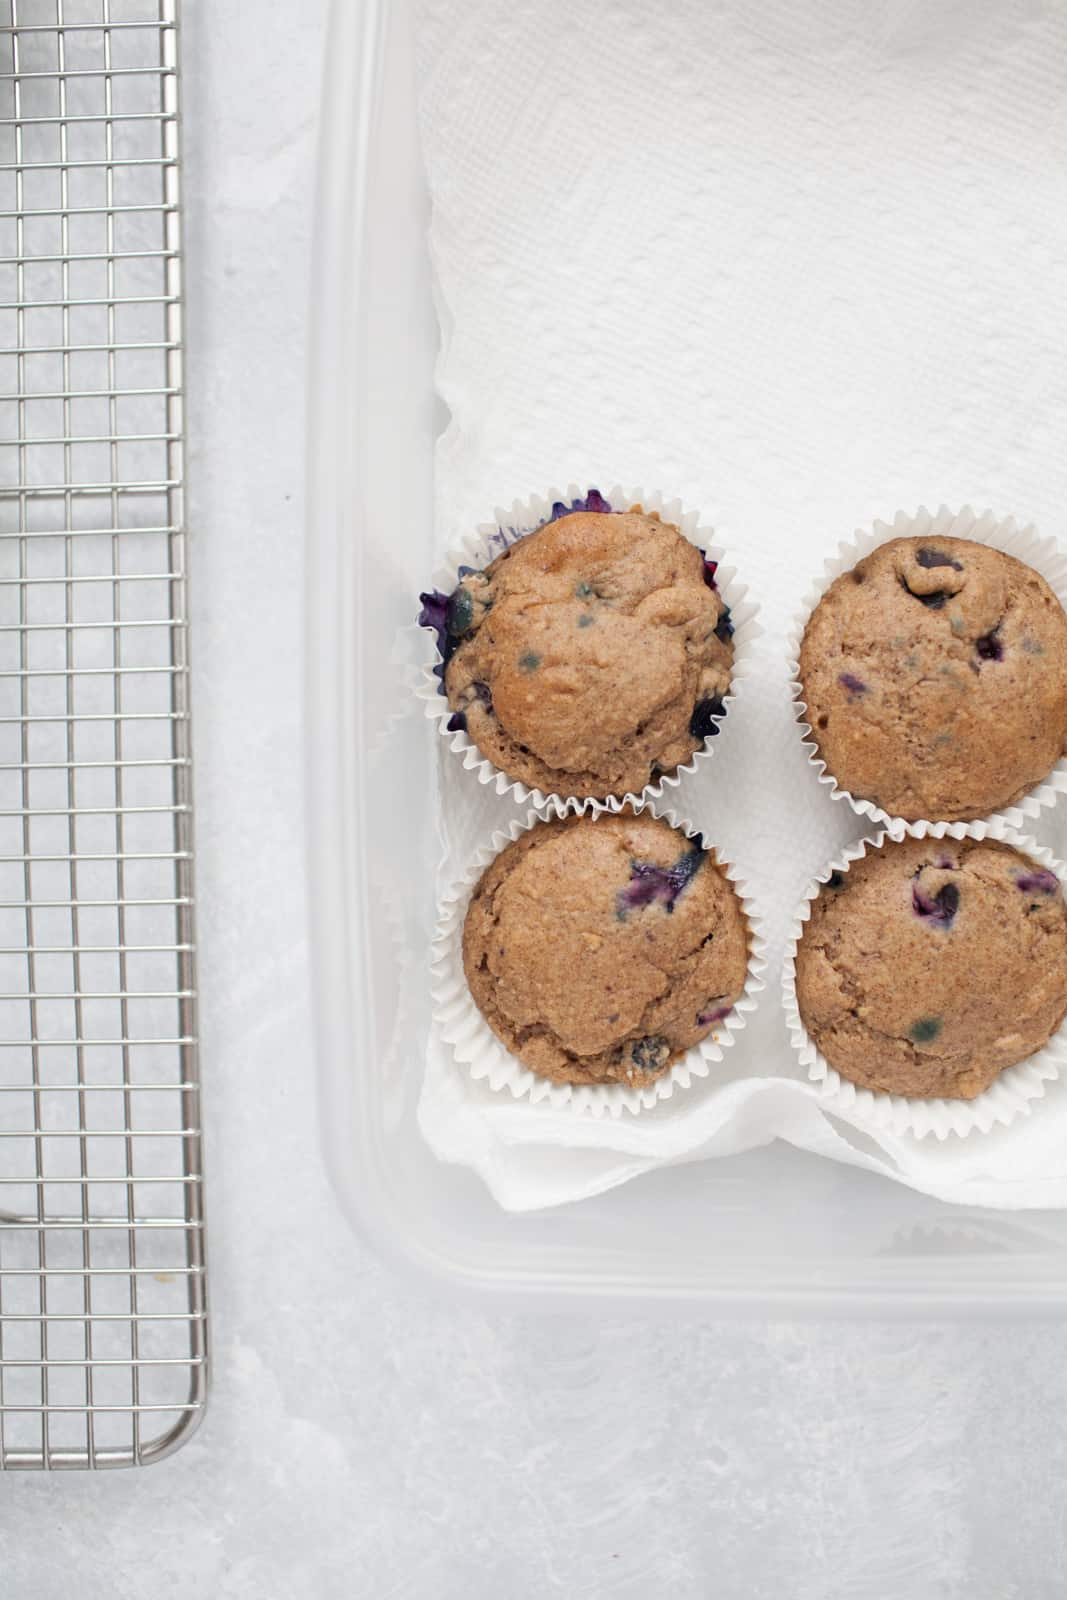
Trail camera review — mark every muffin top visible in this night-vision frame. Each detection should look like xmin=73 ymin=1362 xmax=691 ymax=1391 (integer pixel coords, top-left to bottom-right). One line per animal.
xmin=798 ymin=536 xmax=1067 ymax=821
xmin=429 ymin=507 xmax=734 ymax=800
xmin=795 ymin=834 xmax=1067 ymax=1100
xmin=462 ymin=810 xmax=749 ymax=1087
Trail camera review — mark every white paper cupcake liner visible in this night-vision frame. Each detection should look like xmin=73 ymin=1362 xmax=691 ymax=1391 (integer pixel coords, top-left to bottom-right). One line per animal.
xmin=416 ymin=484 xmax=761 ymax=814
xmin=781 ymin=818 xmax=1067 ymax=1140
xmin=786 ymin=505 xmax=1067 ymax=830
xmin=430 ymin=799 xmax=767 ymax=1118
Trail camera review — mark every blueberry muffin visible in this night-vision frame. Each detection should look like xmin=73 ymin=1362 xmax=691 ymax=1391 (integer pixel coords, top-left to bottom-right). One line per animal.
xmin=795 ymin=835 xmax=1067 ymax=1099
xmin=420 ymin=494 xmax=734 ymax=800
xmin=462 ymin=810 xmax=749 ymax=1088
xmin=798 ymin=536 xmax=1067 ymax=821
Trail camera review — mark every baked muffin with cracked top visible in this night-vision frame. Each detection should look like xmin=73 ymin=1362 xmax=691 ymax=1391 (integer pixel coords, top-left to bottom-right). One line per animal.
xmin=798 ymin=536 xmax=1067 ymax=821
xmin=795 ymin=834 xmax=1067 ymax=1100
xmin=462 ymin=809 xmax=750 ymax=1088
xmin=419 ymin=494 xmax=734 ymax=800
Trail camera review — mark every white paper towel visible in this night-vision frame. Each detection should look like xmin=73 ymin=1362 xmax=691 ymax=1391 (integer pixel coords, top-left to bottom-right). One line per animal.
xmin=412 ymin=0 xmax=1067 ymax=1210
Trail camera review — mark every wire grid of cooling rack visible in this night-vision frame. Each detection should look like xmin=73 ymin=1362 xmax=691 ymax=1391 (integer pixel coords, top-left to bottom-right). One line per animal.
xmin=0 ymin=0 xmax=204 ymax=1469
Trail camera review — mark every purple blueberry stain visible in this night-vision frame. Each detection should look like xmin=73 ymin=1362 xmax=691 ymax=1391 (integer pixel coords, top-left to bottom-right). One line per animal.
xmin=916 ymin=548 xmax=963 ymax=571
xmin=617 ymin=840 xmax=707 ymax=918
xmin=690 ymin=695 xmax=726 ymax=740
xmin=578 ymin=614 xmax=595 ymax=628
xmin=1016 ymin=869 xmax=1059 ymax=896
xmin=697 ymin=1003 xmax=733 ymax=1026
xmin=417 ymin=588 xmax=449 ymax=641
xmin=714 ymin=606 xmax=734 ymax=643
xmin=908 ymin=1016 xmax=943 ymax=1044
xmin=417 ymin=588 xmax=459 ymax=677
xmin=547 ymin=488 xmax=612 ymax=523
xmin=518 ymin=651 xmax=541 ymax=672
xmin=697 ymin=548 xmax=719 ymax=590
xmin=446 ymin=710 xmax=466 ymax=734
xmin=975 ymin=630 xmax=1004 ymax=662
xmin=912 ymin=877 xmax=960 ymax=929
xmin=838 ymin=671 xmax=868 ymax=699
xmin=418 ymin=576 xmax=486 ymax=675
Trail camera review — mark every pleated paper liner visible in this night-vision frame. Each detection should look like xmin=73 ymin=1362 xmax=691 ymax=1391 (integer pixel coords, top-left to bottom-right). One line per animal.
xmin=416 ymin=484 xmax=760 ymax=814
xmin=431 ymin=798 xmax=767 ymax=1118
xmin=786 ymin=505 xmax=1067 ymax=830
xmin=781 ymin=818 xmax=1067 ymax=1140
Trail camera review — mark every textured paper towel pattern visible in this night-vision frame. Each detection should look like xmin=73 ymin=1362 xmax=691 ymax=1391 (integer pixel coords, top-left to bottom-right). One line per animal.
xmin=413 ymin=0 xmax=1067 ymax=1209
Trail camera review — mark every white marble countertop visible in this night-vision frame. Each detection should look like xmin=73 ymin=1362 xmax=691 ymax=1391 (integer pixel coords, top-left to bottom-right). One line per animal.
xmin=3 ymin=3 xmax=1067 ymax=1595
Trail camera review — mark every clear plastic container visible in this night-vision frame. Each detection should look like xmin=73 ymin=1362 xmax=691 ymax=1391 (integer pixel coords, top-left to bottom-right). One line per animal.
xmin=305 ymin=0 xmax=1067 ymax=1312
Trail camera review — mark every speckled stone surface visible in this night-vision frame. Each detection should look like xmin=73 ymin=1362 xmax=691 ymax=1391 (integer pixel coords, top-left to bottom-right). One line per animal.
xmin=7 ymin=4 xmax=1067 ymax=1597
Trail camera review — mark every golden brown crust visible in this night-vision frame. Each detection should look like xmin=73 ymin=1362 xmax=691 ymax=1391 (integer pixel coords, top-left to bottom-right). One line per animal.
xmin=461 ymin=811 xmax=749 ymax=1086
xmin=445 ymin=510 xmax=733 ymax=800
xmin=799 ymin=537 xmax=1067 ymax=821
xmin=795 ymin=835 xmax=1067 ymax=1099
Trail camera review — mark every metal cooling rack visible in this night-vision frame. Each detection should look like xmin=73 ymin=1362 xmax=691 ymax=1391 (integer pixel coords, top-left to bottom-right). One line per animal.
xmin=0 ymin=0 xmax=204 ymax=1470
